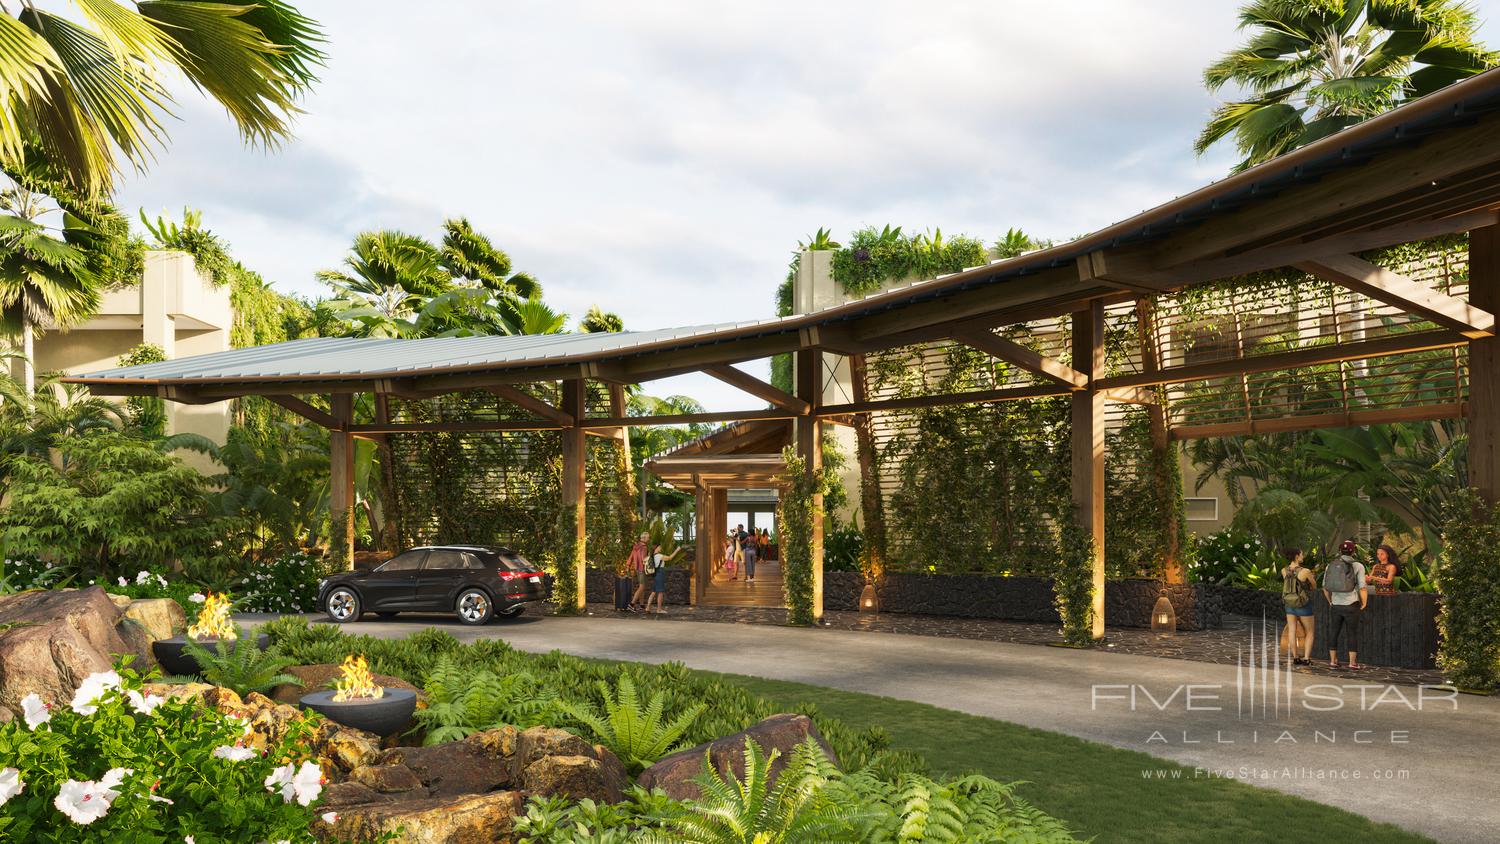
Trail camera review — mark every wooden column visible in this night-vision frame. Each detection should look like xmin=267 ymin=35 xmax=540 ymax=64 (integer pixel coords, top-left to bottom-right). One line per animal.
xmin=849 ymin=353 xmax=887 ymax=576
xmin=694 ymin=484 xmax=709 ymax=603
xmin=1470 ymin=226 xmax=1500 ymax=500
xmin=329 ymin=393 xmax=356 ymax=570
xmin=372 ymin=392 xmax=400 ymax=553
xmin=796 ymin=348 xmax=825 ymax=621
xmin=1071 ymin=301 xmax=1106 ymax=639
xmin=1135 ymin=299 xmax=1183 ymax=583
xmin=561 ymin=379 xmax=588 ymax=611
xmin=712 ymin=487 xmax=729 ymax=571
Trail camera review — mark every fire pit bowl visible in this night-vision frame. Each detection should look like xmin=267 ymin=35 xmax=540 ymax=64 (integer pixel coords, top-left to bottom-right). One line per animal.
xmin=152 ymin=633 xmax=270 ymax=677
xmin=299 ymin=688 xmax=417 ymax=736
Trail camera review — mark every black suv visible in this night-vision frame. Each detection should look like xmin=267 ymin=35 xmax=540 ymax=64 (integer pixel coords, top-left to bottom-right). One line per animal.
xmin=317 ymin=545 xmax=548 ymax=626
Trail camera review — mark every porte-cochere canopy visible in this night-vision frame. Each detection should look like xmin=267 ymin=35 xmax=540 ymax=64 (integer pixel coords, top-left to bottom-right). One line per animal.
xmin=68 ymin=67 xmax=1500 ymax=631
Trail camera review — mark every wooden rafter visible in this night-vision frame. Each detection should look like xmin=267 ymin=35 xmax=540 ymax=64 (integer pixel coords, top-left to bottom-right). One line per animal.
xmin=1293 ymin=253 xmax=1496 ymax=338
xmin=482 ymin=384 xmax=574 ymax=426
xmin=1170 ymin=402 xmax=1467 ymax=440
xmin=1094 ymin=329 xmax=1466 ymax=390
xmin=264 ymin=395 xmax=339 ymax=428
xmin=952 ymin=327 xmax=1088 ymax=388
xmin=819 ymin=384 xmax=1069 ymax=416
xmin=703 ymin=364 xmax=810 ymax=414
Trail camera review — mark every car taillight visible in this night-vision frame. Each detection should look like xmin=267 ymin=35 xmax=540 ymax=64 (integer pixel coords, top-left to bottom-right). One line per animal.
xmin=497 ymin=570 xmax=538 ymax=581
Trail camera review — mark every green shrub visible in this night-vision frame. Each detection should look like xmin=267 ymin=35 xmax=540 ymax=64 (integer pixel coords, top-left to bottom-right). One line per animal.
xmin=830 ymin=226 xmax=988 ymax=297
xmin=1052 ymin=519 xmax=1097 ymax=646
xmin=0 ymin=430 xmax=232 ymax=579
xmin=237 ymin=551 xmax=329 ymax=614
xmin=87 ymin=566 xmax=204 ymax=614
xmin=414 ymin=654 xmax=560 ymax=744
xmin=560 ymin=675 xmax=705 ymax=774
xmin=183 ymin=627 xmax=302 ymax=696
xmin=0 ymin=557 xmax=75 ymax=593
xmin=260 ymin=618 xmax=915 ymax=777
xmin=0 ymin=660 xmax=324 ymax=842
xmin=1434 ymin=489 xmax=1500 ymax=690
xmin=778 ymin=447 xmax=825 ymax=625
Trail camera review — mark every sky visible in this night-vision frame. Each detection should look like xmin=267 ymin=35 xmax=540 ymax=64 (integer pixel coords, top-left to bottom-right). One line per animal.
xmin=114 ymin=0 xmax=1500 ymax=411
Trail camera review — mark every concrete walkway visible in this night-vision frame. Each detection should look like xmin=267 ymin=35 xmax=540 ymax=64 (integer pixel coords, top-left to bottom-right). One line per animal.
xmin=254 ymin=612 xmax=1496 ymax=843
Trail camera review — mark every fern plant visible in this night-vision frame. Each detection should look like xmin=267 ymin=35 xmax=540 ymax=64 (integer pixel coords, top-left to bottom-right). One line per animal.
xmin=834 ymin=771 xmax=1078 ymax=843
xmin=414 ymin=654 xmax=559 ymax=744
xmin=641 ymin=737 xmax=863 ymax=843
xmin=182 ymin=627 xmax=302 ymax=697
xmin=561 ymin=674 xmax=706 ymax=774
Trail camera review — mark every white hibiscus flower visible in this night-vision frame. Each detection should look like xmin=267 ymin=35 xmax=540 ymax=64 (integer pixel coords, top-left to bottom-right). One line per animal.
xmin=320 ymin=811 xmax=340 ymax=824
xmin=290 ymin=761 xmax=324 ymax=805
xmin=189 ymin=592 xmax=206 ymax=604
xmin=212 ymin=744 xmax=256 ymax=762
xmin=69 ymin=670 xmax=122 ymax=715
xmin=0 ymin=768 xmax=22 ymax=806
xmin=117 ymin=577 xmax=128 ymax=587
xmin=54 ymin=780 xmax=113 ymax=825
xmin=126 ymin=689 xmax=165 ymax=716
xmin=20 ymin=693 xmax=50 ymax=729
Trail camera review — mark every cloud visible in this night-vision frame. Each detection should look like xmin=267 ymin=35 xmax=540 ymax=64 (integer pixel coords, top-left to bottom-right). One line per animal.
xmin=106 ymin=0 xmax=1466 ymax=409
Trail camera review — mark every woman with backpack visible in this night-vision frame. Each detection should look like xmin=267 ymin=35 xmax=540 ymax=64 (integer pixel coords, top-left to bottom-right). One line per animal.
xmin=1280 ymin=548 xmax=1317 ymax=666
xmin=1323 ymin=538 xmax=1369 ymax=670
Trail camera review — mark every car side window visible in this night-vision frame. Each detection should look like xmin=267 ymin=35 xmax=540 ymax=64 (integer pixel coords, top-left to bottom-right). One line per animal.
xmin=377 ymin=550 xmax=426 ymax=572
xmin=423 ymin=550 xmax=468 ymax=571
xmin=462 ymin=553 xmax=487 ymax=570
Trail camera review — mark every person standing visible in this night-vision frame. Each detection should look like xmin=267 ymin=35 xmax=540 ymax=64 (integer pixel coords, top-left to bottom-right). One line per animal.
xmin=644 ymin=542 xmax=684 ymax=615
xmin=1279 ymin=548 xmax=1316 ymax=666
xmin=1323 ymin=539 xmax=1368 ymax=669
xmin=625 ymin=532 xmax=650 ymax=612
xmin=1368 ymin=545 xmax=1400 ymax=596
xmin=743 ymin=527 xmax=759 ymax=583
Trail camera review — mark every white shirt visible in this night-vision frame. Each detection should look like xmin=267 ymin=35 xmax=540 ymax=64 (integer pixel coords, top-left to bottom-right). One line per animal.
xmin=1328 ymin=560 xmax=1367 ymax=606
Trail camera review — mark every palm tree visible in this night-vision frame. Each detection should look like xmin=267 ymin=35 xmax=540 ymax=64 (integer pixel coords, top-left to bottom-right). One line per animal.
xmin=0 ymin=0 xmax=324 ymax=197
xmin=318 ymin=230 xmax=449 ymax=335
xmin=439 ymin=217 xmax=539 ymax=299
xmin=0 ymin=185 xmax=98 ymax=392
xmin=499 ymin=296 xmax=568 ymax=335
xmin=1197 ymin=0 xmax=1495 ymax=171
xmin=578 ymin=305 xmax=623 ymax=333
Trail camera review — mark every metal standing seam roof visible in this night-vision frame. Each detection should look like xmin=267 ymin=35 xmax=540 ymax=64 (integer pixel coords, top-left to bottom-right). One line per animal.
xmin=67 ymin=66 xmax=1500 ymax=390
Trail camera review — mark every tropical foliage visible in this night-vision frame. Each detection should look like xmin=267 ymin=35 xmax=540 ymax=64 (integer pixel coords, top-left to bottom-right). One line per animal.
xmin=182 ymin=628 xmax=302 ymax=696
xmin=413 ymin=654 xmax=560 ymax=744
xmin=1434 ymin=489 xmax=1500 ymax=690
xmin=1198 ymin=0 xmax=1496 ymax=170
xmin=830 ymin=226 xmax=987 ymax=297
xmin=778 ymin=447 xmax=827 ymax=626
xmin=1053 ymin=518 xmax=1097 ymax=646
xmin=0 ymin=0 xmax=324 ymax=197
xmin=0 ymin=661 xmax=324 ymax=842
xmin=561 ymin=675 xmax=706 ymax=774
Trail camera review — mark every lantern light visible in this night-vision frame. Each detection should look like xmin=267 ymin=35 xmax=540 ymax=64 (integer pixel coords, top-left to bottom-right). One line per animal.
xmin=859 ymin=582 xmax=879 ymax=613
xmin=1151 ymin=593 xmax=1176 ymax=635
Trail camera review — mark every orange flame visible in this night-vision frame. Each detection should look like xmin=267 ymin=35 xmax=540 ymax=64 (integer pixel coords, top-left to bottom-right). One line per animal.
xmin=187 ymin=592 xmax=237 ymax=640
xmin=332 ymin=654 xmax=384 ymax=702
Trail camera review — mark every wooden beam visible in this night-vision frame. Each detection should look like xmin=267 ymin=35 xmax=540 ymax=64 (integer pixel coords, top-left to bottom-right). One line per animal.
xmin=1294 ymin=253 xmax=1495 ymax=338
xmin=483 ymin=384 xmax=574 ymax=425
xmin=350 ymin=419 xmax=561 ymax=434
xmin=1070 ymin=301 xmax=1106 ymax=640
xmin=845 ymin=266 xmax=1102 ymax=345
xmin=704 ymin=364 xmax=810 ymax=414
xmin=583 ymin=408 xmax=798 ymax=428
xmin=560 ymin=379 xmax=587 ymax=612
xmin=796 ymin=347 xmax=824 ymax=622
xmin=1153 ymin=112 xmax=1500 ymax=269
xmin=613 ymin=333 xmax=801 ymax=383
xmin=953 ymin=327 xmax=1088 ymax=388
xmin=818 ymin=384 xmax=1070 ymax=417
xmin=1078 ymin=209 xmax=1499 ymax=292
xmin=264 ymin=394 xmax=339 ymax=429
xmin=1470 ymin=225 xmax=1500 ymax=501
xmin=1095 ymin=329 xmax=1466 ymax=390
xmin=1101 ymin=386 xmax=1158 ymax=405
xmin=1171 ymin=402 xmax=1467 ymax=440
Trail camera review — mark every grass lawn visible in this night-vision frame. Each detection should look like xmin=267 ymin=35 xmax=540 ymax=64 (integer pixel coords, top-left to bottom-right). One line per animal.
xmin=712 ymin=673 xmax=1432 ymax=844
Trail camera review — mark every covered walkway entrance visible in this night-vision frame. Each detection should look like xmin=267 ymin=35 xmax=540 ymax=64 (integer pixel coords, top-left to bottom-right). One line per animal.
xmin=645 ymin=420 xmax=790 ymax=606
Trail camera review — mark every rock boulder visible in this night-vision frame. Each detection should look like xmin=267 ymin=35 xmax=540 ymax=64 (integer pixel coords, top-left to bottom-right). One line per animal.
xmin=0 ymin=587 xmax=134 ymax=714
xmin=636 ymin=713 xmax=838 ymax=800
xmin=316 ymin=790 xmax=523 ymax=844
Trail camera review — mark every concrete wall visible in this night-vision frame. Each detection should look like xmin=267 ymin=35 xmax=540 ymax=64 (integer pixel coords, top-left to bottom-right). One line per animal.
xmin=26 ymin=251 xmax=232 ymax=473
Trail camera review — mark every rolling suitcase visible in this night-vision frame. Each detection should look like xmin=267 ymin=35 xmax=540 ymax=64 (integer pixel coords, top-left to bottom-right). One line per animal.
xmin=614 ymin=575 xmax=632 ymax=610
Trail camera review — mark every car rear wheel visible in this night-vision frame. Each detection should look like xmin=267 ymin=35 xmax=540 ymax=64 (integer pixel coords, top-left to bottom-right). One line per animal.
xmin=456 ymin=588 xmax=494 ymax=625
xmin=326 ymin=587 xmax=361 ymax=623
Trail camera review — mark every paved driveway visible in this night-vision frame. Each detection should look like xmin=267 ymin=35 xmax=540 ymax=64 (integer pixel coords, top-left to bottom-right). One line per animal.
xmin=247 ymin=612 xmax=1497 ymax=843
